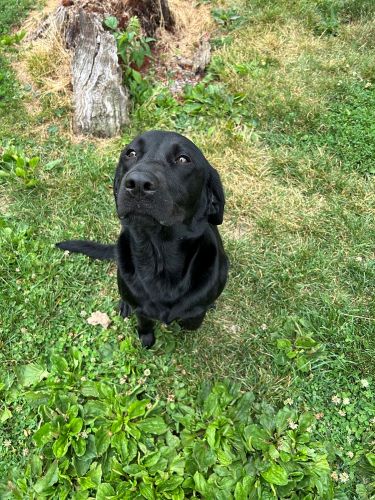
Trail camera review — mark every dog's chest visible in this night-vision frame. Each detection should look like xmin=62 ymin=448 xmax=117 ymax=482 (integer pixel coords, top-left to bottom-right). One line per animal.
xmin=118 ymin=237 xmax=207 ymax=320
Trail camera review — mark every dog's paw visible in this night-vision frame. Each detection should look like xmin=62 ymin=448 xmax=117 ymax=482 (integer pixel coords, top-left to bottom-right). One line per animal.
xmin=139 ymin=332 xmax=155 ymax=348
xmin=119 ymin=300 xmax=132 ymax=318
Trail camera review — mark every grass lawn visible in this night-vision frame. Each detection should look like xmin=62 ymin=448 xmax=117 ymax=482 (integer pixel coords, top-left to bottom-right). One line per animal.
xmin=0 ymin=0 xmax=374 ymax=498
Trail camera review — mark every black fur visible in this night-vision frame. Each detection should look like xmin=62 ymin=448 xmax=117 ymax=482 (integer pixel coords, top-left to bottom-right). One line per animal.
xmin=57 ymin=131 xmax=229 ymax=347
xmin=56 ymin=240 xmax=115 ymax=260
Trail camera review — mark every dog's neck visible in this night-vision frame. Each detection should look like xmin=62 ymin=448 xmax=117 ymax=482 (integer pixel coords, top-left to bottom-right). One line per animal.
xmin=120 ymin=219 xmax=209 ymax=278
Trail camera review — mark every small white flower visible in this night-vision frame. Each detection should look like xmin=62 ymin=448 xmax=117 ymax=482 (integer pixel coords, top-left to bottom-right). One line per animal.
xmin=342 ymin=398 xmax=350 ymax=405
xmin=288 ymin=419 xmax=298 ymax=430
xmin=339 ymin=472 xmax=349 ymax=483
xmin=347 ymin=451 xmax=354 ymax=459
xmin=283 ymin=398 xmax=293 ymax=406
xmin=331 ymin=395 xmax=341 ymax=405
xmin=80 ymin=376 xmax=86 ymax=382
xmin=63 ymin=250 xmax=70 ymax=257
xmin=22 ymin=448 xmax=29 ymax=457
xmin=331 ymin=471 xmax=338 ymax=481
xmin=355 ymin=256 xmax=363 ymax=262
xmin=260 ymin=323 xmax=267 ymax=331
xmin=338 ymin=409 xmax=346 ymax=417
xmin=143 ymin=369 xmax=151 ymax=377
xmin=20 ymin=327 xmax=27 ymax=334
xmin=167 ymin=393 xmax=175 ymax=403
xmin=370 ymin=417 xmax=375 ymax=424
xmin=16 ymin=268 xmax=20 ymax=272
xmin=315 ymin=412 xmax=324 ymax=420
xmin=4 ymin=440 xmax=12 ymax=448
xmin=360 ymin=379 xmax=369 ymax=388
xmin=146 ymin=403 xmax=153 ymax=410
xmin=229 ymin=324 xmax=240 ymax=333
xmin=117 ymin=334 xmax=124 ymax=341
xmin=80 ymin=310 xmax=87 ymax=318
xmin=119 ymin=377 xmax=127 ymax=385
xmin=80 ymin=431 xmax=89 ymax=439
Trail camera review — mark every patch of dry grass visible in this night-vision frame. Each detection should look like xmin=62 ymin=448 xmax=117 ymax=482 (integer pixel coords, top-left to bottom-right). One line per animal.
xmin=25 ymin=27 xmax=71 ymax=107
xmin=21 ymin=0 xmax=60 ymax=34
xmin=190 ymin=124 xmax=329 ymax=242
xmin=156 ymin=0 xmax=214 ymax=60
xmin=0 ymin=186 xmax=12 ymax=215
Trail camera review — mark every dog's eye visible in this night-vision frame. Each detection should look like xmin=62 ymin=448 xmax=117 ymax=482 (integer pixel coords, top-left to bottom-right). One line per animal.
xmin=126 ymin=149 xmax=137 ymax=158
xmin=176 ymin=155 xmax=191 ymax=164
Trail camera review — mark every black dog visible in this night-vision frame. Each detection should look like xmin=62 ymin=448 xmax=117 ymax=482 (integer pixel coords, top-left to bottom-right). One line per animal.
xmin=57 ymin=131 xmax=228 ymax=347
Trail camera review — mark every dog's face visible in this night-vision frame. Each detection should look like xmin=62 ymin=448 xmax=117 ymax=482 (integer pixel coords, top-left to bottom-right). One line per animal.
xmin=114 ymin=131 xmax=225 ymax=227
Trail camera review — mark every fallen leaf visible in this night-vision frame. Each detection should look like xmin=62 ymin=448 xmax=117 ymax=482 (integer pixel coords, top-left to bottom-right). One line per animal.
xmin=87 ymin=311 xmax=111 ymax=329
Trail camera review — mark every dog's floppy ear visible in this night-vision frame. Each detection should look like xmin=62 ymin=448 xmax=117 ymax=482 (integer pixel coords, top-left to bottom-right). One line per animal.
xmin=113 ymin=150 xmax=126 ymax=202
xmin=113 ymin=167 xmax=120 ymax=202
xmin=207 ymin=165 xmax=225 ymax=225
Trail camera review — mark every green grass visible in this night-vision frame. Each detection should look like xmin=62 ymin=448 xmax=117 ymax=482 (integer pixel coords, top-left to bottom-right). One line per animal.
xmin=1 ymin=0 xmax=375 ymax=497
xmin=0 ymin=0 xmax=36 ymax=35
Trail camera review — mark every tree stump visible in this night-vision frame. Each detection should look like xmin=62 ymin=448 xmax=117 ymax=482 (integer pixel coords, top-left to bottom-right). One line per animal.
xmin=125 ymin=0 xmax=175 ymax=35
xmin=63 ymin=8 xmax=129 ymax=137
xmin=30 ymin=0 xmax=175 ymax=138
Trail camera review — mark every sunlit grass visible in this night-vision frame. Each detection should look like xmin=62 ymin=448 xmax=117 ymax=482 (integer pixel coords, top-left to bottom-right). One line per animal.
xmin=1 ymin=0 xmax=374 ymax=494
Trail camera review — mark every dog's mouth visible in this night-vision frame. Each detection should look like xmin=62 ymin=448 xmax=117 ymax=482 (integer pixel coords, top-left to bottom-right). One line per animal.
xmin=119 ymin=211 xmax=169 ymax=226
xmin=117 ymin=197 xmax=185 ymax=227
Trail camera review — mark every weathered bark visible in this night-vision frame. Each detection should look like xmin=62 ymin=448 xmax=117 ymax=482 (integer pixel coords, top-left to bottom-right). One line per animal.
xmin=192 ymin=36 xmax=211 ymax=74
xmin=64 ymin=8 xmax=129 ymax=137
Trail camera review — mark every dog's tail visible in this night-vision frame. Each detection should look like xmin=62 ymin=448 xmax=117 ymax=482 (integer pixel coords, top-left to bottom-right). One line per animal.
xmin=56 ymin=240 xmax=115 ymax=260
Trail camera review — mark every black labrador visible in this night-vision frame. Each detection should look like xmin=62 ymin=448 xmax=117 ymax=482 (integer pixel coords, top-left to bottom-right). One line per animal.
xmin=57 ymin=131 xmax=228 ymax=347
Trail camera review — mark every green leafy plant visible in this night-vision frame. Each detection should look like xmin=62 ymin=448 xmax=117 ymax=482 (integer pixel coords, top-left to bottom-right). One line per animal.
xmin=0 ymin=30 xmax=25 ymax=48
xmin=0 ymin=143 xmax=40 ymax=187
xmin=0 ymin=346 xmax=334 ymax=499
xmin=183 ymin=81 xmax=249 ymax=122
xmin=275 ymin=336 xmax=324 ymax=373
xmin=274 ymin=317 xmax=325 ymax=373
xmin=211 ymin=8 xmax=245 ymax=29
xmin=104 ymin=16 xmax=154 ymax=101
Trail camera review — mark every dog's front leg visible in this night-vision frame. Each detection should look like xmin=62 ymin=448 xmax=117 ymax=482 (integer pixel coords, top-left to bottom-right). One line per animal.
xmin=178 ymin=312 xmax=206 ymax=331
xmin=119 ymin=299 xmax=132 ymax=318
xmin=136 ymin=314 xmax=156 ymax=348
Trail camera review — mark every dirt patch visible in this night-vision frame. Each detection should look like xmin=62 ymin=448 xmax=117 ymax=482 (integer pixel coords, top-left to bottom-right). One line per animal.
xmin=154 ymin=0 xmax=213 ymax=93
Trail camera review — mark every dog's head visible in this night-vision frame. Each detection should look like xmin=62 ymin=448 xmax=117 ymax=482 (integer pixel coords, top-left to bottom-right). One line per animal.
xmin=114 ymin=131 xmax=225 ymax=227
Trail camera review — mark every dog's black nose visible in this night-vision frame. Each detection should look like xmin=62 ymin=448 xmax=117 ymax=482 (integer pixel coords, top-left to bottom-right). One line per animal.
xmin=124 ymin=171 xmax=158 ymax=195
